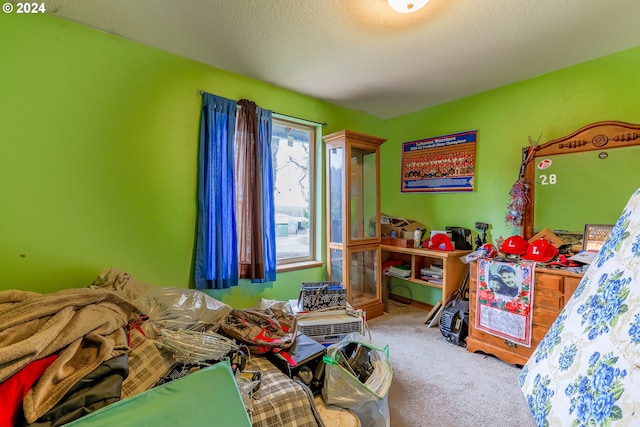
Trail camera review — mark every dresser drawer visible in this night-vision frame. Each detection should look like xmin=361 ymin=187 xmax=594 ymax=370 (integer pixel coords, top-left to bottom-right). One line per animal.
xmin=532 ymin=325 xmax=550 ymax=343
xmin=533 ymin=306 xmax=561 ymax=329
xmin=534 ymin=288 xmax=563 ymax=310
xmin=467 ymin=324 xmax=536 ymax=359
xmin=535 ymin=273 xmax=563 ymax=292
xmin=564 ymin=276 xmax=581 ymax=299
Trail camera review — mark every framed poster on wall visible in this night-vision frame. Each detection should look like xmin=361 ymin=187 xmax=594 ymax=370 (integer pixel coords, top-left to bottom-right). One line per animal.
xmin=401 ymin=130 xmax=477 ymax=193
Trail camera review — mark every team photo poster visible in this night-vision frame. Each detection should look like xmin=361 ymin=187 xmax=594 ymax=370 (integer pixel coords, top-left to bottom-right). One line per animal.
xmin=401 ymin=130 xmax=477 ymax=193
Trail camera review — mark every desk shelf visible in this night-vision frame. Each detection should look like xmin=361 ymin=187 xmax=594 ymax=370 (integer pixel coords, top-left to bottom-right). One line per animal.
xmin=383 ymin=274 xmax=443 ymax=289
xmin=381 ymin=245 xmax=470 ymax=306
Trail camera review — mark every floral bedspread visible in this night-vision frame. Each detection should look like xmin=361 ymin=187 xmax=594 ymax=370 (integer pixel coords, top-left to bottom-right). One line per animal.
xmin=519 ymin=188 xmax=640 ymax=426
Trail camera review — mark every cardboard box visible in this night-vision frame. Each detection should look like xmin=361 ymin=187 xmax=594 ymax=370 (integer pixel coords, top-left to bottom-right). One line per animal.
xmin=529 ymin=228 xmax=565 ymax=248
xmin=381 ymin=214 xmax=427 ymax=239
xmin=381 ymin=237 xmax=415 ymax=248
xmin=403 ymin=221 xmax=425 ymax=233
xmin=380 ymin=223 xmax=402 ymax=237
xmin=380 ymin=214 xmax=407 ymax=236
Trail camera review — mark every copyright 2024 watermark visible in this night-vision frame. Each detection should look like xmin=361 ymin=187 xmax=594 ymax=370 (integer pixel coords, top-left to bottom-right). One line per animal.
xmin=3 ymin=2 xmax=47 ymax=13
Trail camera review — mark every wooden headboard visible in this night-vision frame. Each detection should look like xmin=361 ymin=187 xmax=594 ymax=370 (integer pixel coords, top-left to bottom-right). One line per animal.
xmin=522 ymin=120 xmax=640 ymax=239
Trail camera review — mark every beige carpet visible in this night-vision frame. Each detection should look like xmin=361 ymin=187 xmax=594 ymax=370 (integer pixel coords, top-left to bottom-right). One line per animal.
xmin=366 ymin=302 xmax=535 ymax=427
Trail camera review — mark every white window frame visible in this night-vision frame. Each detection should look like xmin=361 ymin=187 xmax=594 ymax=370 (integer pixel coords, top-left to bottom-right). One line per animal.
xmin=272 ymin=116 xmax=321 ymax=270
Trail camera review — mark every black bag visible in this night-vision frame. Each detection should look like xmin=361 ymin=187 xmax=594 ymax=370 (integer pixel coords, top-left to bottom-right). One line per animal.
xmin=220 ymin=308 xmax=298 ymax=355
xmin=446 ymin=226 xmax=473 ymax=250
xmin=439 ymin=299 xmax=469 ymax=346
xmin=268 ymin=332 xmax=326 ymax=394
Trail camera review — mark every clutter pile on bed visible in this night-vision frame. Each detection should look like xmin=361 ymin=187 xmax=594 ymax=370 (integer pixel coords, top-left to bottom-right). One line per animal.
xmin=0 ymin=268 xmax=392 ymax=427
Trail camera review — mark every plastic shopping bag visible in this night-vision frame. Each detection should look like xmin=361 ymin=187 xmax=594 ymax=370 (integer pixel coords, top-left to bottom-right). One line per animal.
xmin=134 ymin=287 xmax=232 ymax=337
xmin=322 ymin=332 xmax=392 ymax=427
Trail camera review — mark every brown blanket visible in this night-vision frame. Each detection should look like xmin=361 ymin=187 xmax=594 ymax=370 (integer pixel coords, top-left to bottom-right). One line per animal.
xmin=90 ymin=267 xmax=156 ymax=301
xmin=0 ymin=288 xmax=142 ymax=423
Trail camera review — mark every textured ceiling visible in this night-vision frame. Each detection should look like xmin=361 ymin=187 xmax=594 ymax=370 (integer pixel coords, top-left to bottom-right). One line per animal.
xmin=44 ymin=0 xmax=640 ymax=119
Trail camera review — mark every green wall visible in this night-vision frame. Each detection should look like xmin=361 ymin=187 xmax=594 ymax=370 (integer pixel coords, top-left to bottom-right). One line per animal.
xmin=0 ymin=13 xmax=385 ymax=306
xmin=381 ymin=45 xmax=640 ymax=304
xmin=2 ymin=13 xmax=639 ymax=308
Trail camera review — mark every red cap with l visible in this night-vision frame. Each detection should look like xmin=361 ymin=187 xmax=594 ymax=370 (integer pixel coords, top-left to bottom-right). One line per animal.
xmin=499 ymin=235 xmax=529 ymax=255
xmin=522 ymin=238 xmax=559 ymax=262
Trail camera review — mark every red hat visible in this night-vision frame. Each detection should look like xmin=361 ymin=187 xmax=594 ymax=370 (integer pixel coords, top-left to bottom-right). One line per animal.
xmin=500 ymin=235 xmax=529 ymax=255
xmin=429 ymin=233 xmax=454 ymax=251
xmin=481 ymin=244 xmax=498 ymax=258
xmin=523 ymin=238 xmax=559 ymax=262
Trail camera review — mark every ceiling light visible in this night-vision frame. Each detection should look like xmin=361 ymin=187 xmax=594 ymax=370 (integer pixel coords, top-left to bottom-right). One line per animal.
xmin=387 ymin=0 xmax=429 ymax=13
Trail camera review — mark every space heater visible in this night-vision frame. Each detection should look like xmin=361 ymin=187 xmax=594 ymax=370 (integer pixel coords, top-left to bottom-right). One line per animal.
xmin=294 ymin=308 xmax=365 ymax=345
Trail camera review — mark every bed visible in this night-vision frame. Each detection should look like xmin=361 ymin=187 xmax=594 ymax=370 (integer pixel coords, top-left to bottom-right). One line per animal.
xmin=519 ymin=187 xmax=640 ymax=425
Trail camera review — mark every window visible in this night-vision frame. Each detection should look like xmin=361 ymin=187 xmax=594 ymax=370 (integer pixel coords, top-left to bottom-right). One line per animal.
xmin=271 ymin=117 xmax=318 ymax=266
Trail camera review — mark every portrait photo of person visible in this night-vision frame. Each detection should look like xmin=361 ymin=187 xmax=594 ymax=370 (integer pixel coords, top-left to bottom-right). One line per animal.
xmin=487 ymin=264 xmax=520 ymax=297
xmin=487 ymin=274 xmax=509 ymax=297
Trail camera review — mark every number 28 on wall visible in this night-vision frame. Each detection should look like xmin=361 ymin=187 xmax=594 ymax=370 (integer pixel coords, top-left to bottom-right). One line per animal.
xmin=539 ymin=174 xmax=557 ymax=185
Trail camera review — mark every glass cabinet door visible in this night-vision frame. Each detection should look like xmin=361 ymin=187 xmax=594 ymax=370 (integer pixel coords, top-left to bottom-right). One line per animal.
xmin=328 ymin=146 xmax=344 ymax=244
xmin=349 ymin=146 xmax=378 ymax=242
xmin=329 ymin=248 xmax=343 ymax=283
xmin=348 ymin=246 xmax=380 ymax=308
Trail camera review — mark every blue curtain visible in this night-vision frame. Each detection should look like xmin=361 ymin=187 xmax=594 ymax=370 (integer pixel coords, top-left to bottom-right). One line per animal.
xmin=254 ymin=106 xmax=277 ymax=283
xmin=195 ymin=94 xmax=238 ymax=290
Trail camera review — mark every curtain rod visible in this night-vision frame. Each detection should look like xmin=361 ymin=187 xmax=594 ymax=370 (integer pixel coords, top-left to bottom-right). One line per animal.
xmin=199 ymin=90 xmax=327 ymax=127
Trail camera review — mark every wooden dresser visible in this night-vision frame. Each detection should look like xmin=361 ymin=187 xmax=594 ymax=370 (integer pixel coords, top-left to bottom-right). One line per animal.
xmin=467 ymin=261 xmax=582 ymax=365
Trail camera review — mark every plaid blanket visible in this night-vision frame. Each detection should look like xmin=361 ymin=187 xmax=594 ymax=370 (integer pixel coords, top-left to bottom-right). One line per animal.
xmin=247 ymin=357 xmax=324 ymax=427
xmin=121 ymin=328 xmax=174 ymax=399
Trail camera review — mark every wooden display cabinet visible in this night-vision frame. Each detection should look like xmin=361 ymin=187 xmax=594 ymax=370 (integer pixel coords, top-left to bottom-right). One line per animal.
xmin=324 ymin=130 xmax=386 ymax=319
xmin=467 ymin=261 xmax=582 ymax=365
